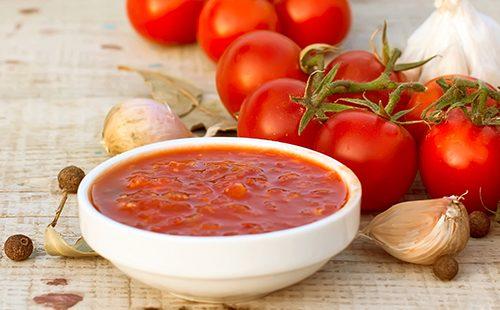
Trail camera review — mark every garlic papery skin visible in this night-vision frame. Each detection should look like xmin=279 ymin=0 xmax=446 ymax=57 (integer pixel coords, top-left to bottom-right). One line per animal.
xmin=102 ymin=98 xmax=193 ymax=155
xmin=361 ymin=197 xmax=470 ymax=265
xmin=399 ymin=0 xmax=500 ymax=86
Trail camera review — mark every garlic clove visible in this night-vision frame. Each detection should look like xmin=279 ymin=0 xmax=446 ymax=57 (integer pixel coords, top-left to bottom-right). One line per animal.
xmin=361 ymin=196 xmax=469 ymax=265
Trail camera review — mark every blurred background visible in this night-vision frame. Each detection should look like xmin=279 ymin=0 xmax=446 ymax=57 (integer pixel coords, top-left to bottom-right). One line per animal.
xmin=0 ymin=0 xmax=496 ymax=103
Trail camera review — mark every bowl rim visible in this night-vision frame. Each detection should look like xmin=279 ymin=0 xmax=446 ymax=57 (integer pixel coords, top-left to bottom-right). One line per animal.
xmin=78 ymin=137 xmax=362 ymax=243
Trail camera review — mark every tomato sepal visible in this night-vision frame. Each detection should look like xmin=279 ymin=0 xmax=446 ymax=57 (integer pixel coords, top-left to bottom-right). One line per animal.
xmin=371 ymin=21 xmax=437 ymax=72
xmin=422 ymin=78 xmax=500 ymax=126
xmin=294 ymin=64 xmax=354 ymax=134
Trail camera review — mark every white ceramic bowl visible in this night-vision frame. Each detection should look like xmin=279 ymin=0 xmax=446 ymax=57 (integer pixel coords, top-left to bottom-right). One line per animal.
xmin=78 ymin=137 xmax=361 ymax=303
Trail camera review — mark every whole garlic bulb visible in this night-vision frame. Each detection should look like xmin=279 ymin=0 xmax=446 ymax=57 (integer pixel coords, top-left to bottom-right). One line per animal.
xmin=361 ymin=196 xmax=470 ymax=265
xmin=102 ymin=98 xmax=193 ymax=155
xmin=399 ymin=0 xmax=500 ymax=86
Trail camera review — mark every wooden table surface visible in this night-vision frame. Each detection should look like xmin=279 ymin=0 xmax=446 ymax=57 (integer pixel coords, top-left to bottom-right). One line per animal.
xmin=1 ymin=0 xmax=499 ymax=309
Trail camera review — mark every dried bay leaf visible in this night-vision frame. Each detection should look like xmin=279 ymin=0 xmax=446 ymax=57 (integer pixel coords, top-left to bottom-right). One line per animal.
xmin=184 ymin=98 xmax=237 ymax=135
xmin=118 ymin=65 xmax=201 ymax=117
xmin=119 ymin=66 xmax=236 ymax=136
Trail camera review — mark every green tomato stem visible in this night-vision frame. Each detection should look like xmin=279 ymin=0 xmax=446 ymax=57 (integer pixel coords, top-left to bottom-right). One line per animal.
xmin=314 ymin=48 xmax=402 ymax=104
xmin=386 ymin=82 xmax=426 ymax=116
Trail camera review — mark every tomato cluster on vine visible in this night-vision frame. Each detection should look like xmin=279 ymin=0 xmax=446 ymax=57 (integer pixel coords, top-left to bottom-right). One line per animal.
xmin=125 ymin=2 xmax=499 ymax=215
xmin=222 ymin=25 xmax=500 ymax=214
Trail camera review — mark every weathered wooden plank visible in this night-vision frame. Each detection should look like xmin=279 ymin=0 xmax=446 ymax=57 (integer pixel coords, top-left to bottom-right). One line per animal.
xmin=0 ymin=216 xmax=498 ymax=309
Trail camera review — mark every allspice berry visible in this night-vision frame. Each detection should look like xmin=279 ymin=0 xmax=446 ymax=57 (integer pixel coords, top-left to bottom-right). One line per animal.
xmin=4 ymin=234 xmax=33 ymax=261
xmin=58 ymin=166 xmax=85 ymax=193
xmin=469 ymin=211 xmax=490 ymax=238
xmin=433 ymin=255 xmax=458 ymax=281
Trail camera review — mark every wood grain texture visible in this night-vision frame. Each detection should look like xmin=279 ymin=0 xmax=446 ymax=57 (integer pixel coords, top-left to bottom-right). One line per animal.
xmin=0 ymin=0 xmax=498 ymax=309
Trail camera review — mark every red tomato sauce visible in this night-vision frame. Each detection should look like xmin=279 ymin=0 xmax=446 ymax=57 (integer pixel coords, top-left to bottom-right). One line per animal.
xmin=90 ymin=146 xmax=348 ymax=236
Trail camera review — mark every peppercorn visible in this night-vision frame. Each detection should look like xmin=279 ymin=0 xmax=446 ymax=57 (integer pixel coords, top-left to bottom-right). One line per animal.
xmin=469 ymin=211 xmax=491 ymax=238
xmin=433 ymin=255 xmax=458 ymax=281
xmin=58 ymin=166 xmax=85 ymax=193
xmin=4 ymin=234 xmax=33 ymax=261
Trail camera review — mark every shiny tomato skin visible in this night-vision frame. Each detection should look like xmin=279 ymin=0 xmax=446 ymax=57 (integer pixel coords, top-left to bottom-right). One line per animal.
xmin=238 ymin=78 xmax=322 ymax=148
xmin=314 ymin=110 xmax=418 ymax=212
xmin=404 ymin=75 xmax=497 ymax=143
xmin=274 ymin=0 xmax=351 ymax=47
xmin=197 ymin=0 xmax=279 ymax=61
xmin=325 ymin=51 xmax=404 ymax=107
xmin=419 ymin=109 xmax=500 ymax=212
xmin=216 ymin=31 xmax=306 ymax=116
xmin=127 ymin=0 xmax=205 ymax=45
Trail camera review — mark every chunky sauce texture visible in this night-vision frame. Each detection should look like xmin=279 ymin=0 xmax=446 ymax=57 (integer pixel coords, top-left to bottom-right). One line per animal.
xmin=91 ymin=146 xmax=348 ymax=236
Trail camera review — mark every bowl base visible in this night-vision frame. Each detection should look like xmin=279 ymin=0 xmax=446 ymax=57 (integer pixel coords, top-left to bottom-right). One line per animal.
xmin=113 ymin=260 xmax=329 ymax=304
xmin=169 ymin=291 xmax=269 ymax=304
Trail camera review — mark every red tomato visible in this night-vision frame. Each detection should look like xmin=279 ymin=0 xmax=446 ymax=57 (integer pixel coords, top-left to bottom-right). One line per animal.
xmin=325 ymin=51 xmax=407 ymax=107
xmin=216 ymin=31 xmax=306 ymax=116
xmin=404 ymin=75 xmax=497 ymax=143
xmin=314 ymin=110 xmax=418 ymax=212
xmin=419 ymin=108 xmax=500 ymax=213
xmin=127 ymin=0 xmax=205 ymax=45
xmin=274 ymin=0 xmax=351 ymax=47
xmin=197 ymin=0 xmax=279 ymax=61
xmin=237 ymin=78 xmax=322 ymax=148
